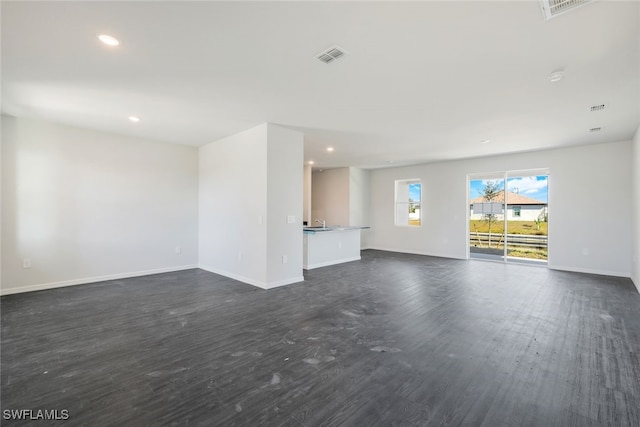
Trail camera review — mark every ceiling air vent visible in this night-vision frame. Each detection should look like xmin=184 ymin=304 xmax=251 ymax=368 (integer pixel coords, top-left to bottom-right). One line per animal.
xmin=315 ymin=46 xmax=348 ymax=64
xmin=589 ymin=127 xmax=602 ymax=132
xmin=540 ymin=0 xmax=595 ymax=20
xmin=590 ymin=104 xmax=605 ymax=112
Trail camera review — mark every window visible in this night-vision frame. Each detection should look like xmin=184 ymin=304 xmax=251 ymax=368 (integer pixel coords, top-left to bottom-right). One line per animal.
xmin=513 ymin=206 xmax=521 ymax=217
xmin=395 ymin=179 xmax=421 ymax=226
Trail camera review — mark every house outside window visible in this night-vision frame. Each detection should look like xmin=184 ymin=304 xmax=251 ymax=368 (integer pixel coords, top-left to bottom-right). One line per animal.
xmin=395 ymin=179 xmax=421 ymax=226
xmin=513 ymin=206 xmax=521 ymax=217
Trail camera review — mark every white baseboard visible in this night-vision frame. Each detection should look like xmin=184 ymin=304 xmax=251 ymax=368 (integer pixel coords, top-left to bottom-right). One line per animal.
xmin=548 ymin=264 xmax=631 ymax=279
xmin=303 ymin=256 xmax=361 ymax=270
xmin=198 ymin=264 xmax=304 ymax=290
xmin=262 ymin=276 xmax=305 ymax=290
xmin=0 ymin=265 xmax=199 ymax=296
xmin=367 ymin=246 xmax=465 ymax=261
xmin=369 ymin=248 xmax=633 ymax=281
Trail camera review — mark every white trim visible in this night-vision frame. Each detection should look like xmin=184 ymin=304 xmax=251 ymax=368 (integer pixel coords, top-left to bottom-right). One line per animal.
xmin=548 ymin=264 xmax=631 ymax=279
xmin=370 ymin=248 xmax=631 ymax=280
xmin=197 ymin=264 xmax=304 ymax=290
xmin=367 ymin=247 xmax=465 ymax=261
xmin=198 ymin=264 xmax=264 ymax=288
xmin=0 ymin=265 xmax=199 ymax=296
xmin=303 ymin=256 xmax=361 ymax=270
xmin=262 ymin=276 xmax=305 ymax=290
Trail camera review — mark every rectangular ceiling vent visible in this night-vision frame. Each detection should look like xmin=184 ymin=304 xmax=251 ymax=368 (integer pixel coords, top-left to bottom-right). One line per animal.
xmin=540 ymin=0 xmax=595 ymax=20
xmin=316 ymin=46 xmax=348 ymax=64
xmin=589 ymin=127 xmax=602 ymax=132
xmin=590 ymin=104 xmax=605 ymax=112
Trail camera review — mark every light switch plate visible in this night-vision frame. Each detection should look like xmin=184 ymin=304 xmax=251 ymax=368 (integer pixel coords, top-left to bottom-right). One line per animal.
xmin=287 ymin=215 xmax=295 ymax=224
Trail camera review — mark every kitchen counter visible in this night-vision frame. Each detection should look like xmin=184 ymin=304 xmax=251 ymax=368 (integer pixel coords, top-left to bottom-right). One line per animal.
xmin=303 ymin=226 xmax=369 ymax=270
xmin=303 ymin=225 xmax=369 ymax=233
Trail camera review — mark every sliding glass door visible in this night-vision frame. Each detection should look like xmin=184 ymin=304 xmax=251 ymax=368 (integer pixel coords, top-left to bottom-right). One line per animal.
xmin=468 ymin=170 xmax=548 ymax=264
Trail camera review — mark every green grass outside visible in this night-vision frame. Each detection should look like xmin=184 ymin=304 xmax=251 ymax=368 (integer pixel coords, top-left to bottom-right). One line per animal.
xmin=470 ymin=220 xmax=548 ymax=260
xmin=470 ymin=220 xmax=547 ymax=235
xmin=507 ymin=247 xmax=548 ymax=260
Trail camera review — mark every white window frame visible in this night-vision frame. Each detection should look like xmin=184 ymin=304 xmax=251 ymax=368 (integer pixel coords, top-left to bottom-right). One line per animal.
xmin=395 ymin=179 xmax=422 ymax=227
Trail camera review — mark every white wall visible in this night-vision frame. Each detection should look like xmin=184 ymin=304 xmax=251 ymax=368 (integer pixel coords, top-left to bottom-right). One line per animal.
xmin=0 ymin=116 xmax=3 ymax=291
xmin=1 ymin=116 xmax=199 ymax=295
xmin=198 ymin=123 xmax=303 ymax=289
xmin=198 ymin=124 xmax=268 ymax=286
xmin=632 ymin=126 xmax=640 ymax=291
xmin=369 ymin=141 xmax=633 ymax=277
xmin=266 ymin=124 xmax=304 ymax=286
xmin=311 ymin=168 xmax=350 ymax=226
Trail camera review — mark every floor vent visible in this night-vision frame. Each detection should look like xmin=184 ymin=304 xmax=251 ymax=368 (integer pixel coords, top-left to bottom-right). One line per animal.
xmin=316 ymin=46 xmax=348 ymax=64
xmin=590 ymin=104 xmax=605 ymax=112
xmin=540 ymin=0 xmax=595 ymax=20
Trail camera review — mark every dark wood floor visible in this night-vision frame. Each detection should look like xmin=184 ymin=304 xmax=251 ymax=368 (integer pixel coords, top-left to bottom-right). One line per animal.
xmin=2 ymin=250 xmax=639 ymax=426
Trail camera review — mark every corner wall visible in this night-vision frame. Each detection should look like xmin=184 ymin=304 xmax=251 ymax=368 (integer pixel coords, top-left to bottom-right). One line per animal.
xmin=369 ymin=141 xmax=633 ymax=277
xmin=198 ymin=124 xmax=269 ymax=286
xmin=198 ymin=123 xmax=304 ymax=289
xmin=1 ymin=116 xmax=199 ymax=295
xmin=266 ymin=124 xmax=304 ymax=287
xmin=632 ymin=126 xmax=640 ymax=291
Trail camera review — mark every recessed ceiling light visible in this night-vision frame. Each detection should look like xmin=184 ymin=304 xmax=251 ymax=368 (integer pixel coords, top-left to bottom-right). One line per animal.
xmin=98 ymin=34 xmax=120 ymax=46
xmin=326 ymin=147 xmax=334 ymax=152
xmin=547 ymin=70 xmax=564 ymax=82
xmin=481 ymin=139 xmax=490 ymax=144
xmin=128 ymin=116 xmax=140 ymax=123
xmin=308 ymin=161 xmax=315 ymax=165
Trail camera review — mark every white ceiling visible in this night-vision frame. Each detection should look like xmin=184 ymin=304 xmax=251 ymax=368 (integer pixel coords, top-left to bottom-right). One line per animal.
xmin=2 ymin=1 xmax=639 ymax=169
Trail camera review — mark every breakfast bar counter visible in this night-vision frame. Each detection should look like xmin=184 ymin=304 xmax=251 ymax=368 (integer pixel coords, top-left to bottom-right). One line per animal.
xmin=303 ymin=226 xmax=369 ymax=270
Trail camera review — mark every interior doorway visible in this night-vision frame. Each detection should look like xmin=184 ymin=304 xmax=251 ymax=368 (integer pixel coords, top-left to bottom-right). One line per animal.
xmin=468 ymin=170 xmax=549 ymax=265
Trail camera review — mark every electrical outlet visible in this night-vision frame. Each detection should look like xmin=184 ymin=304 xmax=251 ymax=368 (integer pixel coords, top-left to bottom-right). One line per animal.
xmin=287 ymin=215 xmax=295 ymax=224
xmin=175 ymin=246 xmax=182 ymax=254
xmin=23 ymin=258 xmax=32 ymax=269
xmin=582 ymin=248 xmax=589 ymax=256
xmin=282 ymin=255 xmax=288 ymax=264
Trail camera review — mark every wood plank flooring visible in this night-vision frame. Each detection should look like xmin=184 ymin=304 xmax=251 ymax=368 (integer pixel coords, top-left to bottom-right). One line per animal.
xmin=2 ymin=250 xmax=639 ymax=426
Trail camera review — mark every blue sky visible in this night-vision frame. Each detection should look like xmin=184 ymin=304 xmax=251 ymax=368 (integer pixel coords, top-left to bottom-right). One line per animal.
xmin=469 ymin=175 xmax=548 ymax=203
xmin=409 ymin=183 xmax=421 ymax=202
